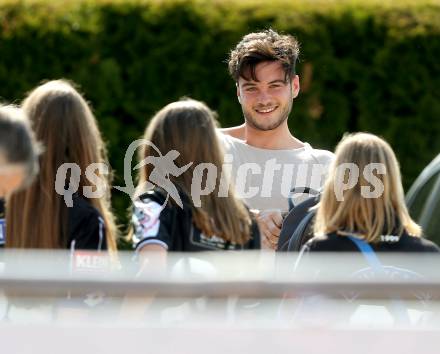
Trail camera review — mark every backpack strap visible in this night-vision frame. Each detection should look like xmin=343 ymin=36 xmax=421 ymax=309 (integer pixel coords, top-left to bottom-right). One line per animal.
xmin=278 ymin=194 xmax=320 ymax=252
xmin=288 ymin=186 xmax=320 ymax=210
xmin=287 ymin=210 xmax=316 ymax=252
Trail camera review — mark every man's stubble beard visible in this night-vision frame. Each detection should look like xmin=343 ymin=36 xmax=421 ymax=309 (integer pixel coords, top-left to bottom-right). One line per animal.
xmin=242 ymin=99 xmax=293 ymax=131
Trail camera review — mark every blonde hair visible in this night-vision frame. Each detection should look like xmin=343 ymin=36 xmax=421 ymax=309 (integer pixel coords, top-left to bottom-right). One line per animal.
xmin=137 ymin=99 xmax=253 ymax=245
xmin=314 ymin=132 xmax=421 ymax=242
xmin=6 ymin=80 xmax=118 ymax=252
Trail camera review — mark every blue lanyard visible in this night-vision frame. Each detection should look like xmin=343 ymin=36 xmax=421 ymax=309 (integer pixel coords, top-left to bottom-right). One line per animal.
xmin=347 ymin=236 xmax=383 ymax=272
xmin=347 ymin=235 xmax=411 ymax=324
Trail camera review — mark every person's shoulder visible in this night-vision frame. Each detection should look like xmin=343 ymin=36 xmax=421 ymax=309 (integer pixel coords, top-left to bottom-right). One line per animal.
xmin=307 ymin=145 xmax=335 ymax=165
xmin=69 ymin=196 xmax=103 ymax=234
xmin=305 ymin=232 xmax=355 ymax=252
xmin=307 ymin=232 xmax=336 ymax=244
xmin=71 ymin=194 xmax=102 ymax=220
xmin=68 ymin=195 xmax=106 ymax=250
xmin=132 ymin=191 xmax=170 ymax=240
xmin=218 ymin=126 xmax=246 ymax=147
xmin=219 ymin=124 xmax=245 ymax=140
xmin=401 ymin=234 xmax=440 ymax=253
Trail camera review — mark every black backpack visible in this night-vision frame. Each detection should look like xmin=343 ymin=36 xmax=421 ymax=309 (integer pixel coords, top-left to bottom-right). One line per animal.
xmin=277 ymin=187 xmax=320 ymax=252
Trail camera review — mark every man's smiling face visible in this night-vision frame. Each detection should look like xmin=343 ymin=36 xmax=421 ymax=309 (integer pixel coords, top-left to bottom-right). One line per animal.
xmin=237 ymin=61 xmax=299 ymax=131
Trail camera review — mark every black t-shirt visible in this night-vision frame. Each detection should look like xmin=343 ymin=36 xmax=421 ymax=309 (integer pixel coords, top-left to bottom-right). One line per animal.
xmin=294 ymin=231 xmax=440 ymax=299
xmin=296 ymin=230 xmax=439 ymax=277
xmin=132 ymin=189 xmax=260 ymax=252
xmin=302 ymin=231 xmax=440 ymax=253
xmin=293 ymin=232 xmax=440 ymax=325
xmin=68 ymin=194 xmax=107 ymax=251
xmin=296 ymin=231 xmax=439 ymax=279
xmin=295 ymin=231 xmax=440 ymax=310
xmin=0 ymin=195 xmax=106 ymax=250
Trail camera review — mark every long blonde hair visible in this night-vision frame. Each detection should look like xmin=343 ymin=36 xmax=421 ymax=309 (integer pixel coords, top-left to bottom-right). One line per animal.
xmin=314 ymin=132 xmax=421 ymax=242
xmin=6 ymin=80 xmax=118 ymax=251
xmin=137 ymin=99 xmax=252 ymax=245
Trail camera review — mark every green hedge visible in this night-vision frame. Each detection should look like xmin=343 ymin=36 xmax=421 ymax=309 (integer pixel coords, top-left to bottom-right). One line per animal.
xmin=1 ymin=0 xmax=440 ymax=244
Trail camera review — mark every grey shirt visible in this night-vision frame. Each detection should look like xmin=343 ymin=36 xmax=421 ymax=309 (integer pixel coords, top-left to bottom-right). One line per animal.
xmin=220 ymin=133 xmax=334 ymax=212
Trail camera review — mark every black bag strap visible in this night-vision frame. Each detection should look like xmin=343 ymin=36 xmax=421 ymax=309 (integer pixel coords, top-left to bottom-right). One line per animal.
xmin=288 ymin=186 xmax=320 ymax=210
xmin=277 ymin=194 xmax=320 ymax=252
xmin=287 ymin=209 xmax=316 ymax=252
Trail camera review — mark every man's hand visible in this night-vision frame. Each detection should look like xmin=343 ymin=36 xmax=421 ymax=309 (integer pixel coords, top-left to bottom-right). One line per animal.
xmin=254 ymin=209 xmax=284 ymax=250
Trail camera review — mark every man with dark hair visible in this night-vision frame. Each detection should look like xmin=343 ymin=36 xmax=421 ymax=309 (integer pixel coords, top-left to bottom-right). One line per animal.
xmin=0 ymin=105 xmax=39 ymax=245
xmin=221 ymin=29 xmax=334 ymax=248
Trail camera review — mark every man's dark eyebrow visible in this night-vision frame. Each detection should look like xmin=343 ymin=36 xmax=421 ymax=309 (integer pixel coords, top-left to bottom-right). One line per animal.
xmin=241 ymin=82 xmax=257 ymax=88
xmin=268 ymin=79 xmax=287 ymax=85
xmin=241 ymin=79 xmax=286 ymax=88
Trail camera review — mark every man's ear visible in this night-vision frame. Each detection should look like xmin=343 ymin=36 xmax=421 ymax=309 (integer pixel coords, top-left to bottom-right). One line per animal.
xmin=236 ymin=83 xmax=242 ymax=103
xmin=291 ymin=75 xmax=300 ymax=99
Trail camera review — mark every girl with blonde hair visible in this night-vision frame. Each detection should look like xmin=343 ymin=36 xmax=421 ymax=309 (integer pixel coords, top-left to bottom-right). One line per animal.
xmin=6 ymin=80 xmax=118 ymax=252
xmin=303 ymin=132 xmax=438 ymax=253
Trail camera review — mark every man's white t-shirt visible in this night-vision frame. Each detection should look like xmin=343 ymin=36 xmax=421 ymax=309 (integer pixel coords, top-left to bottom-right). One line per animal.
xmin=221 ymin=133 xmax=334 ymax=212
